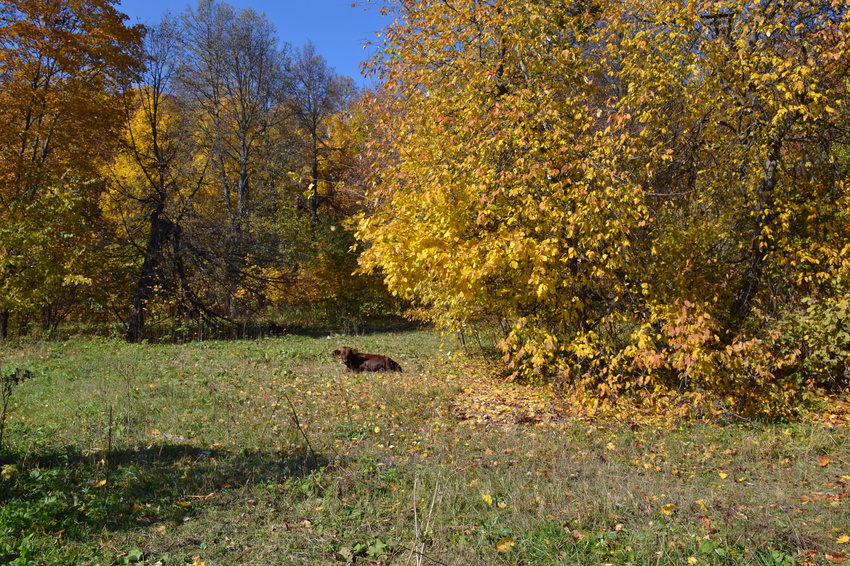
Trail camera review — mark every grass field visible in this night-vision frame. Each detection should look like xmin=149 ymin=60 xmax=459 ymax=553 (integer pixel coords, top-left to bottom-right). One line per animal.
xmin=0 ymin=330 xmax=848 ymax=565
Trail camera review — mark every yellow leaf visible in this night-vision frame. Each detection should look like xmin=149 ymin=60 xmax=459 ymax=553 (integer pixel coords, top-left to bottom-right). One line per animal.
xmin=93 ymin=479 xmax=107 ymax=488
xmin=496 ymin=536 xmax=515 ymax=553
xmin=497 ymin=501 xmax=507 ymax=508
xmin=482 ymin=493 xmax=493 ymax=506
xmin=718 ymin=472 xmax=728 ymax=480
xmin=838 ymin=535 xmax=850 ymax=544
xmin=661 ymin=503 xmax=676 ymax=515
xmin=688 ymin=557 xmax=698 ymax=565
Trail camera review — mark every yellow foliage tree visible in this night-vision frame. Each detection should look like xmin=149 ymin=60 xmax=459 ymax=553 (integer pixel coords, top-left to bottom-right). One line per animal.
xmin=102 ymin=18 xmax=213 ymax=341
xmin=355 ymin=0 xmax=850 ymax=417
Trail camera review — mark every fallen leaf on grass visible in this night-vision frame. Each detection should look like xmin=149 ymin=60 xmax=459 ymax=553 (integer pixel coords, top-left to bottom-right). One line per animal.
xmin=820 ymin=456 xmax=832 ymax=467
xmin=661 ymin=503 xmax=676 ymax=516
xmin=826 ymin=552 xmax=848 ymax=564
xmin=496 ymin=537 xmax=515 ymax=553
xmin=571 ymin=530 xmax=585 ymax=540
xmin=837 ymin=536 xmax=850 ymax=544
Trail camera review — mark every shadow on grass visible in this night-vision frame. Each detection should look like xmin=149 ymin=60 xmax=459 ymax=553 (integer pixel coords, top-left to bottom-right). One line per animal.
xmin=0 ymin=442 xmax=331 ymax=543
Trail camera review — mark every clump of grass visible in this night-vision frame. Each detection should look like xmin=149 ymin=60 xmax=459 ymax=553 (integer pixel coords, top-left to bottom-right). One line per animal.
xmin=0 ymin=367 xmax=33 ymax=450
xmin=0 ymin=331 xmax=847 ymax=565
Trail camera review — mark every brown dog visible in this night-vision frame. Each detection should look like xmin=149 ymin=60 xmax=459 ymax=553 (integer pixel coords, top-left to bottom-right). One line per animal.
xmin=333 ymin=346 xmax=402 ymax=372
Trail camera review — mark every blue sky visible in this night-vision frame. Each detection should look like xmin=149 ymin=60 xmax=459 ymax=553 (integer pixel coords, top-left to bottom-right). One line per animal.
xmin=116 ymin=0 xmax=391 ymax=85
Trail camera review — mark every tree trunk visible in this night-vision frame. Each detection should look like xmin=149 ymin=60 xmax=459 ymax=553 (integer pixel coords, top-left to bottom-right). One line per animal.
xmin=0 ymin=309 xmax=8 ymax=341
xmin=309 ymin=138 xmax=319 ymax=222
xmin=127 ymin=206 xmax=172 ymax=343
xmin=41 ymin=305 xmax=52 ymax=333
xmin=730 ymin=135 xmax=784 ymax=325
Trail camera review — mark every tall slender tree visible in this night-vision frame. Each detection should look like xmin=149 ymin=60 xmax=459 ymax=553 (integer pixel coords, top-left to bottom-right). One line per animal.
xmin=104 ymin=18 xmax=209 ymax=342
xmin=284 ymin=42 xmax=356 ymax=221
xmin=178 ymin=0 xmax=288 ymax=318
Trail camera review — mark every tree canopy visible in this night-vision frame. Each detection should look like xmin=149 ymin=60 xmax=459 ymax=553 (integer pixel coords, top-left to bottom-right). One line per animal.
xmin=0 ymin=0 xmax=392 ymax=341
xmin=0 ymin=0 xmax=144 ymax=334
xmin=355 ymin=0 xmax=850 ymax=417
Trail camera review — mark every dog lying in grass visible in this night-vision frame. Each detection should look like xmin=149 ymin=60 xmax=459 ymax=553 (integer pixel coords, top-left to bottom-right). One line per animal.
xmin=333 ymin=346 xmax=402 ymax=372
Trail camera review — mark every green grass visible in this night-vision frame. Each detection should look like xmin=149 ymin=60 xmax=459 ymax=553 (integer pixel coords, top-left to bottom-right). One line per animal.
xmin=0 ymin=331 xmax=848 ymax=565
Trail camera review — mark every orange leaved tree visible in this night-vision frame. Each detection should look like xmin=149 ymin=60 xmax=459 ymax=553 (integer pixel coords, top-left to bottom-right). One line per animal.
xmin=0 ymin=0 xmax=143 ymax=336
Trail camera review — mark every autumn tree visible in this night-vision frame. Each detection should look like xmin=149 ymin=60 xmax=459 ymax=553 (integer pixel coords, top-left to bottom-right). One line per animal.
xmin=102 ymin=18 xmax=212 ymax=342
xmin=283 ymin=42 xmax=357 ymax=220
xmin=178 ymin=0 xmax=289 ymax=319
xmin=99 ymin=1 xmax=391 ymax=339
xmin=0 ymin=0 xmax=143 ymax=338
xmin=288 ymin=91 xmax=403 ymax=330
xmin=355 ymin=0 xmax=850 ymax=417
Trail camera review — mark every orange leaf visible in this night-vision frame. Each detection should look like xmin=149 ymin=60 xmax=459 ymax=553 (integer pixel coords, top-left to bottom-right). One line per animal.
xmin=826 ymin=552 xmax=848 ymax=564
xmin=496 ymin=537 xmax=515 ymax=553
xmin=819 ymin=456 xmax=831 ymax=467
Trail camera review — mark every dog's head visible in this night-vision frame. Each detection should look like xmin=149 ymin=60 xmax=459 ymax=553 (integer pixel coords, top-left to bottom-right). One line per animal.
xmin=333 ymin=347 xmax=357 ymax=363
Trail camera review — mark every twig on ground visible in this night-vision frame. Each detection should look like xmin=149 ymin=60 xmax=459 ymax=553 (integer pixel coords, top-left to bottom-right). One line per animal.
xmin=281 ymin=389 xmax=318 ymax=466
xmin=407 ymin=472 xmax=442 ymax=566
xmin=715 ymin=403 xmax=754 ymax=424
